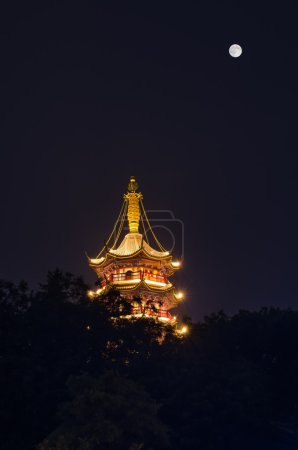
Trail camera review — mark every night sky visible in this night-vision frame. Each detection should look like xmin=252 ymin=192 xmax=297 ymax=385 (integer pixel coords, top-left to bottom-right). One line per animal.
xmin=1 ymin=1 xmax=297 ymax=320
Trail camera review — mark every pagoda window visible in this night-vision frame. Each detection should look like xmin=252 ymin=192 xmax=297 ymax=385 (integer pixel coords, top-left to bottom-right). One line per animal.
xmin=125 ymin=270 xmax=133 ymax=280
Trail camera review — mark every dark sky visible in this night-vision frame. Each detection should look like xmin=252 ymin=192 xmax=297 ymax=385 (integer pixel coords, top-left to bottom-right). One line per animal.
xmin=1 ymin=1 xmax=297 ymax=319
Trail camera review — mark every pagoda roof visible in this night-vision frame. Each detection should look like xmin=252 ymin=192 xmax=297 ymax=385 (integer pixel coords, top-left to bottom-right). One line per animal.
xmin=91 ymin=280 xmax=181 ymax=307
xmin=110 ymin=233 xmax=169 ymax=258
xmin=112 ymin=278 xmax=174 ymax=293
xmin=89 ymin=232 xmax=176 ymax=267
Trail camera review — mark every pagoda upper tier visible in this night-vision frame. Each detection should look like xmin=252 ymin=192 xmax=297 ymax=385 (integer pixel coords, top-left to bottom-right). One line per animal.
xmin=87 ymin=177 xmax=183 ymax=321
xmin=89 ymin=233 xmax=178 ymax=274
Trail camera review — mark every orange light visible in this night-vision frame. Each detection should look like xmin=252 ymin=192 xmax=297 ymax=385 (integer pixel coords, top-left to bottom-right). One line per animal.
xmin=175 ymin=291 xmax=184 ymax=300
xmin=172 ymin=261 xmax=181 ymax=267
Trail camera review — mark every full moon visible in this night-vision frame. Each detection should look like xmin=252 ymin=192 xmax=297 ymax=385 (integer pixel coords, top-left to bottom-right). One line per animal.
xmin=229 ymin=44 xmax=242 ymax=58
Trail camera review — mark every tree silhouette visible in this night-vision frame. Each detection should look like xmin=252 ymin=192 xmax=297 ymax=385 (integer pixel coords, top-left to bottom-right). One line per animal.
xmin=38 ymin=372 xmax=170 ymax=450
xmin=1 ymin=272 xmax=298 ymax=450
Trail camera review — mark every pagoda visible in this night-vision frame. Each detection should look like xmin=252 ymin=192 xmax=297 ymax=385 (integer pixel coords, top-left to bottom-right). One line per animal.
xmin=87 ymin=177 xmax=183 ymax=322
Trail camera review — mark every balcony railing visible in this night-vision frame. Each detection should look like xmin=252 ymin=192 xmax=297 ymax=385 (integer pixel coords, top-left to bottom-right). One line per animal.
xmin=111 ymin=271 xmax=166 ymax=284
xmin=112 ymin=272 xmax=140 ymax=282
xmin=131 ymin=306 xmax=173 ymax=320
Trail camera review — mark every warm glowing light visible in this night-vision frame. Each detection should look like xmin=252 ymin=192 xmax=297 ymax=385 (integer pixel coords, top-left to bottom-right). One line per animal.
xmin=176 ymin=324 xmax=189 ymax=336
xmin=96 ymin=287 xmax=105 ymax=295
xmin=88 ymin=287 xmax=105 ymax=298
xmin=114 ymin=279 xmax=141 ymax=285
xmin=172 ymin=261 xmax=181 ymax=267
xmin=88 ymin=177 xmax=186 ymax=324
xmin=124 ymin=188 xmax=143 ymax=233
xmin=90 ymin=257 xmax=105 ymax=264
xmin=145 ymin=279 xmax=169 ymax=287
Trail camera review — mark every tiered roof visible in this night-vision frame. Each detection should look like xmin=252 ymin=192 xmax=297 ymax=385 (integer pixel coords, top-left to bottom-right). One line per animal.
xmin=88 ymin=177 xmax=180 ymax=272
xmin=87 ymin=177 xmax=182 ymax=306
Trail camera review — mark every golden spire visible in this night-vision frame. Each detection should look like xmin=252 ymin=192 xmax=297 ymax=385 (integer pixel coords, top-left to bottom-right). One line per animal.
xmin=124 ymin=176 xmax=143 ymax=233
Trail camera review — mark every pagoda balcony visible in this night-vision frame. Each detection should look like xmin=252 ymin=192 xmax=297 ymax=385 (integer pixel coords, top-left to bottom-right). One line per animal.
xmin=111 ymin=271 xmax=167 ymax=284
xmin=131 ymin=306 xmax=174 ymax=321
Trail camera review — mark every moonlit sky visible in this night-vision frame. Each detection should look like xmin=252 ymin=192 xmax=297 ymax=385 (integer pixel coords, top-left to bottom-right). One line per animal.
xmin=0 ymin=1 xmax=297 ymax=319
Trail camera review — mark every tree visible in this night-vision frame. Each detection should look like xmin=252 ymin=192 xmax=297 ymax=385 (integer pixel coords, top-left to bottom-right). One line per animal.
xmin=38 ymin=372 xmax=170 ymax=450
xmin=3 ymin=271 xmax=298 ymax=450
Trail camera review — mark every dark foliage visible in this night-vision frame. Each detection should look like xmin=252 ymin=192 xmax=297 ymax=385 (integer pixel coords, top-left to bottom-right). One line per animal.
xmin=38 ymin=372 xmax=170 ymax=450
xmin=1 ymin=270 xmax=298 ymax=449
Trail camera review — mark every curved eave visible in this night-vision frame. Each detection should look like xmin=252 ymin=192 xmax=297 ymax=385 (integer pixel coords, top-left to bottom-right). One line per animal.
xmin=88 ymin=248 xmax=174 ymax=268
xmin=88 ymin=253 xmax=109 ymax=268
xmin=90 ymin=284 xmax=181 ymax=308
xmin=167 ymin=265 xmax=181 ymax=276
xmin=143 ymin=282 xmax=175 ymax=293
xmin=111 ymin=279 xmax=174 ymax=293
xmin=109 ymin=247 xmax=172 ymax=261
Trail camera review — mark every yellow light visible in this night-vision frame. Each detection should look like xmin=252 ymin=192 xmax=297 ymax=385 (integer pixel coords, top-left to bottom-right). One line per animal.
xmin=124 ymin=191 xmax=143 ymax=233
xmin=172 ymin=261 xmax=181 ymax=267
xmin=175 ymin=291 xmax=184 ymax=300
xmin=90 ymin=257 xmax=105 ymax=264
xmin=176 ymin=324 xmax=189 ymax=336
xmin=88 ymin=287 xmax=105 ymax=297
xmin=96 ymin=287 xmax=105 ymax=295
xmin=86 ymin=325 xmax=91 ymax=331
xmin=145 ymin=279 xmax=169 ymax=287
xmin=114 ymin=279 xmax=141 ymax=285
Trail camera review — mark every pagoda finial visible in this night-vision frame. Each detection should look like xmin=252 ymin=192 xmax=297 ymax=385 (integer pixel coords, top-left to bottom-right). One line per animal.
xmin=127 ymin=176 xmax=139 ymax=192
xmin=124 ymin=177 xmax=143 ymax=233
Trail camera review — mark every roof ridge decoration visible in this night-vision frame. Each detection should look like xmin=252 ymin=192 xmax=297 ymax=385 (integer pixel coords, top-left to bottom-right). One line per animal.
xmin=124 ymin=176 xmax=143 ymax=233
xmin=89 ymin=176 xmax=170 ymax=261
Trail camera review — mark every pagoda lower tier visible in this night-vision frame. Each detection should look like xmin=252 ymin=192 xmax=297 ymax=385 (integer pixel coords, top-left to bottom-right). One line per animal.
xmin=89 ymin=251 xmax=182 ymax=322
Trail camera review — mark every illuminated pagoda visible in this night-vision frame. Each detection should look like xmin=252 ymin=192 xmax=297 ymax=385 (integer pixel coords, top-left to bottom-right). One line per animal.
xmin=87 ymin=177 xmax=184 ymax=322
